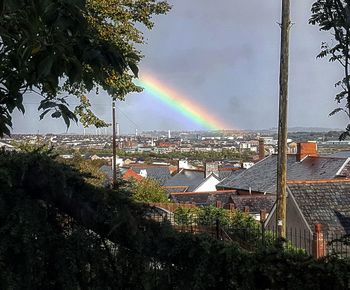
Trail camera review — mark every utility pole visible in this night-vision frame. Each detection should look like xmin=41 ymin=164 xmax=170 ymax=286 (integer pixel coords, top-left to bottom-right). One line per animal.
xmin=276 ymin=0 xmax=291 ymax=239
xmin=112 ymin=100 xmax=117 ymax=189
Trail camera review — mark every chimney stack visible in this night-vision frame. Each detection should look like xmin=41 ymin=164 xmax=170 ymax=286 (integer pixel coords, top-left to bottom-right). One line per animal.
xmin=205 ymin=162 xmax=219 ymax=178
xmin=258 ymin=138 xmax=265 ymax=160
xmin=296 ymin=142 xmax=318 ymax=162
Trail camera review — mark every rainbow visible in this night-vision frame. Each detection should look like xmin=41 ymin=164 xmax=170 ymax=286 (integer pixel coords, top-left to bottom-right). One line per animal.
xmin=135 ymin=74 xmax=231 ymax=130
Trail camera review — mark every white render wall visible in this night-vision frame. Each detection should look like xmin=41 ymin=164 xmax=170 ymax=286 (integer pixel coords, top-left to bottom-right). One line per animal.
xmin=194 ymin=175 xmax=220 ymax=192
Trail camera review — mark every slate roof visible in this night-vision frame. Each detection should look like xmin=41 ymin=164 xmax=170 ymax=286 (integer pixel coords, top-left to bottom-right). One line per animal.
xmin=329 ymin=151 xmax=350 ymax=158
xmin=170 ymin=190 xmax=236 ymax=206
xmin=130 ymin=166 xmax=171 ymax=185
xmin=100 ymin=165 xmax=128 ymax=179
xmin=288 ymin=156 xmax=348 ymax=180
xmin=163 ymin=186 xmax=188 ymax=194
xmin=100 ymin=165 xmax=113 ymax=179
xmin=230 ymin=195 xmax=275 ymax=213
xmin=217 ymin=154 xmax=350 ymax=194
xmin=164 ymin=169 xmax=206 ymax=192
xmin=218 ymin=168 xmax=245 ymax=180
xmin=287 ymin=180 xmax=350 ymax=235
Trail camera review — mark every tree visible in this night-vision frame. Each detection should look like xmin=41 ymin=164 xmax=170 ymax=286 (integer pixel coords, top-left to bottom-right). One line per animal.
xmin=310 ymin=0 xmax=350 ymax=139
xmin=0 ymin=151 xmax=168 ymax=288
xmin=131 ymin=178 xmax=169 ymax=203
xmin=60 ymin=152 xmax=108 ymax=187
xmin=0 ymin=0 xmax=170 ymax=136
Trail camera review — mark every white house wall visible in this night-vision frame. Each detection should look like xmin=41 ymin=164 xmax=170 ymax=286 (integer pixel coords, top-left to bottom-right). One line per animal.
xmin=194 ymin=175 xmax=220 ymax=192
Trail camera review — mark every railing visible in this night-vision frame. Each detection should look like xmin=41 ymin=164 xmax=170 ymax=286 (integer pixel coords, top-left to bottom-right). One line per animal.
xmin=146 ymin=207 xmax=350 ymax=259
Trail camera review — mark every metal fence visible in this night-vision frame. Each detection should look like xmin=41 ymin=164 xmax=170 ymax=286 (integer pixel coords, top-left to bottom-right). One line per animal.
xmin=324 ymin=232 xmax=350 ymax=258
xmin=146 ymin=206 xmax=350 ymax=258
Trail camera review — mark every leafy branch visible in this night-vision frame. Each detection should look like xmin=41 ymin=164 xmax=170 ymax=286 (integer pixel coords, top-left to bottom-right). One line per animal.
xmin=310 ymin=0 xmax=350 ymax=139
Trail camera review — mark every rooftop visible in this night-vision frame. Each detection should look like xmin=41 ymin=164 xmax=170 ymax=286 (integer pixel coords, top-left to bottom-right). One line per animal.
xmin=287 ymin=179 xmax=350 ymax=235
xmin=217 ymin=154 xmax=350 ymax=194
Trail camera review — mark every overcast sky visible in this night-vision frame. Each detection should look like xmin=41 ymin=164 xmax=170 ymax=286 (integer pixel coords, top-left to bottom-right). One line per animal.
xmin=12 ymin=0 xmax=348 ymax=134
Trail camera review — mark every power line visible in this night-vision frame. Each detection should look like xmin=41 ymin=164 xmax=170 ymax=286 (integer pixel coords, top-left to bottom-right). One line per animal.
xmin=116 ymin=107 xmax=140 ymax=129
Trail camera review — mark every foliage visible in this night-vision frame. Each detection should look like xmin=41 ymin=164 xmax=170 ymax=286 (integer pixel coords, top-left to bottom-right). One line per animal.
xmin=173 ymin=205 xmax=305 ymax=253
xmin=0 ymin=151 xmax=131 ymax=288
xmin=310 ymin=0 xmax=350 ymax=139
xmin=0 ymin=0 xmax=170 ymax=136
xmin=60 ymin=152 xmax=108 ymax=187
xmin=116 ymin=148 xmax=255 ymax=162
xmin=174 ymin=206 xmax=197 ymax=225
xmin=174 ymin=205 xmax=257 ymax=228
xmin=1 ymin=151 xmax=350 ymax=289
xmin=130 ymin=178 xmax=169 ymax=203
xmin=196 ymin=205 xmax=232 ymax=226
xmin=13 ymin=139 xmax=54 ymax=153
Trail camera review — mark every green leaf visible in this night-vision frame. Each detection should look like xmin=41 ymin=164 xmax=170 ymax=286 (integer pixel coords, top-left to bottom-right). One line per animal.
xmin=329 ymin=108 xmax=343 ymax=116
xmin=37 ymin=55 xmax=54 ymax=78
xmin=38 ymin=101 xmax=56 ymax=111
xmin=39 ymin=109 xmax=51 ymax=120
xmin=128 ymin=62 xmax=139 ymax=78
xmin=51 ymin=111 xmax=61 ymax=118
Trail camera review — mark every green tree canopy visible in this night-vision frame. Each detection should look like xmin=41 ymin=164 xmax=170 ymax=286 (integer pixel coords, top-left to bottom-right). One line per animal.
xmin=0 ymin=0 xmax=170 ymax=136
xmin=131 ymin=178 xmax=169 ymax=203
xmin=310 ymin=0 xmax=350 ymax=139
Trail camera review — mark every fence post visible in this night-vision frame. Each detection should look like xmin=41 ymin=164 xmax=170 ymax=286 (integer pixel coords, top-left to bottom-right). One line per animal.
xmin=312 ymin=223 xmax=326 ymax=259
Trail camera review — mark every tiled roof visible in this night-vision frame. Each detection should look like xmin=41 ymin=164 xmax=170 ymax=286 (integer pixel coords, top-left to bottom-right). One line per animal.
xmin=230 ymin=195 xmax=275 ymax=213
xmin=170 ymin=190 xmax=236 ymax=206
xmin=329 ymin=151 xmax=350 ymax=158
xmin=218 ymin=168 xmax=245 ymax=180
xmin=162 ymin=186 xmax=188 ymax=194
xmin=339 ymin=159 xmax=350 ymax=177
xmin=123 ymin=168 xmax=143 ymax=181
xmin=217 ymin=155 xmax=289 ymax=193
xmin=100 ymin=165 xmax=113 ymax=179
xmin=131 ymin=166 xmax=171 ymax=185
xmin=217 ymin=154 xmax=349 ymax=194
xmin=287 ymin=180 xmax=350 ymax=235
xmin=164 ymin=169 xmax=205 ymax=191
xmin=288 ymin=156 xmax=348 ymax=180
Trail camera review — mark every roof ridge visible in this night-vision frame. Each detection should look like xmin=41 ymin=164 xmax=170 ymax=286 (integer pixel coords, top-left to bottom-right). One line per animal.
xmin=181 ymin=169 xmax=204 ymax=172
xmin=305 ymin=156 xmax=347 ymax=160
xmin=171 ymin=190 xmax=236 ymax=195
xmin=162 ymin=185 xmax=188 ymax=189
xmin=130 ymin=165 xmax=170 ymax=168
xmin=287 ymin=178 xmax=350 ymax=184
xmin=218 ymin=168 xmax=242 ymax=171
xmin=230 ymin=195 xmax=275 ymax=198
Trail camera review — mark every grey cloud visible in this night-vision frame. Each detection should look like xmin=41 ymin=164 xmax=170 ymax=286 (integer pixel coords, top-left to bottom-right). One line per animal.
xmin=11 ymin=0 xmax=348 ymax=133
